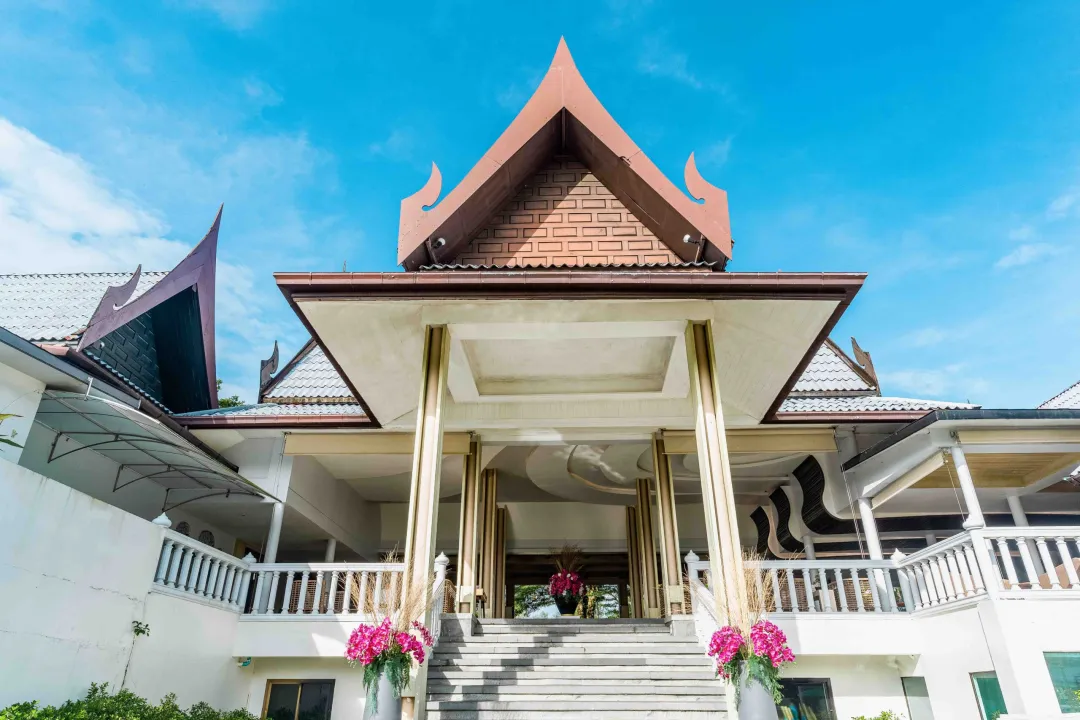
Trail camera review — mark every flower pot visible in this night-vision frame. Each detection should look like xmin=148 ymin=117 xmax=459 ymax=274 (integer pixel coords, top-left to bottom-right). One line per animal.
xmin=364 ymin=673 xmax=402 ymax=720
xmin=737 ymin=669 xmax=779 ymax=720
xmin=553 ymin=594 xmax=580 ymax=616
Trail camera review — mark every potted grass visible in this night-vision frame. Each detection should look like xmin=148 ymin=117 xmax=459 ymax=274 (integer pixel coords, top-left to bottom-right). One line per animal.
xmin=345 ymin=557 xmax=440 ymax=720
xmin=703 ymin=552 xmax=796 ymax=719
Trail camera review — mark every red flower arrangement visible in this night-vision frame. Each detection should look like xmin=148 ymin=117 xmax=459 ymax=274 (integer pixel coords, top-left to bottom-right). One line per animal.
xmin=707 ymin=619 xmax=795 ymax=705
xmin=548 ymin=569 xmax=584 ymax=599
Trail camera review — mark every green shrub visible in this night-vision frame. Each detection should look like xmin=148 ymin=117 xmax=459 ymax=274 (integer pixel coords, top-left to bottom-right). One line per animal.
xmin=851 ymin=712 xmax=904 ymax=720
xmin=0 ymin=684 xmax=257 ymax=720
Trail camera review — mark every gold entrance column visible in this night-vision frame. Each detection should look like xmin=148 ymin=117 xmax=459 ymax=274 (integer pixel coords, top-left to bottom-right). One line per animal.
xmin=403 ymin=325 xmax=450 ymax=609
xmin=455 ymin=438 xmax=481 ymax=614
xmin=652 ymin=433 xmax=683 ymax=615
xmin=477 ymin=468 xmax=499 ymax=618
xmin=495 ymin=507 xmax=507 ymax=618
xmin=686 ymin=321 xmax=745 ymax=625
xmin=625 ymin=507 xmax=643 ymax=619
xmin=635 ymin=476 xmax=661 ymax=618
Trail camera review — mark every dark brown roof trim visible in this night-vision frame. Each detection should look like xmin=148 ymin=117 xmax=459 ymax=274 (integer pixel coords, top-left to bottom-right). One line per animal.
xmin=419 ymin=261 xmax=719 ymax=272
xmin=176 ymin=413 xmax=376 ymax=430
xmin=823 ymin=337 xmax=879 ymax=393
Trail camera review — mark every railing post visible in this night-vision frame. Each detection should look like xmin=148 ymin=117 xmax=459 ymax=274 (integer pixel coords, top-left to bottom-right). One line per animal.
xmin=238 ymin=554 xmax=256 ymax=612
xmin=968 ymin=528 xmax=1000 ymax=598
xmin=892 ymin=550 xmax=914 ymax=612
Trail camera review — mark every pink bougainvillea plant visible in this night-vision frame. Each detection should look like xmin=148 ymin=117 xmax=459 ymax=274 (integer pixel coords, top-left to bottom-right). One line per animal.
xmin=707 ymin=619 xmax=795 ymax=705
xmin=548 ymin=569 xmax=584 ymax=599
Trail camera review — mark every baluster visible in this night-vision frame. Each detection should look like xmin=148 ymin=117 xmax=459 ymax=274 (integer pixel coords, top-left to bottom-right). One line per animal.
xmin=1056 ymin=537 xmax=1079 ymax=589
xmin=228 ymin=567 xmax=243 ymax=605
xmin=851 ymin=569 xmax=866 ymax=612
xmin=373 ymin=572 xmax=385 ymax=614
xmin=952 ymin=549 xmax=974 ymax=597
xmin=1014 ymin=535 xmax=1041 ymax=590
xmin=166 ymin=544 xmax=185 ymax=587
xmin=203 ymin=560 xmax=220 ymax=598
xmin=312 ymin=571 xmax=324 ymax=613
xmin=283 ymin=571 xmax=295 ymax=612
xmin=195 ymin=556 xmax=211 ymax=594
xmin=238 ymin=570 xmax=253 ymax=611
xmin=268 ymin=571 xmax=281 ymax=614
xmin=1034 ymin=537 xmax=1057 ymax=589
xmin=359 ymin=571 xmax=370 ymax=615
xmin=933 ymin=554 xmax=956 ymax=602
xmin=913 ymin=562 xmax=933 ymax=607
xmin=943 ymin=550 xmax=967 ymax=598
xmin=342 ymin=571 xmax=354 ymax=614
xmin=800 ymin=568 xmax=816 ymax=612
xmin=769 ymin=570 xmax=782 ymax=613
xmin=154 ymin=540 xmax=175 ymax=584
xmin=177 ymin=547 xmax=195 ymax=591
xmin=217 ymin=566 xmax=233 ymax=601
xmin=185 ymin=553 xmax=204 ymax=592
xmin=995 ymin=539 xmax=1021 ymax=589
xmin=785 ymin=569 xmax=799 ymax=612
xmin=296 ymin=571 xmax=309 ymax=613
xmin=817 ymin=568 xmax=832 ymax=611
xmin=963 ymin=543 xmax=986 ymax=593
xmin=327 ymin=570 xmax=340 ymax=615
xmin=895 ymin=563 xmax=915 ymax=613
xmin=835 ymin=569 xmax=849 ymax=612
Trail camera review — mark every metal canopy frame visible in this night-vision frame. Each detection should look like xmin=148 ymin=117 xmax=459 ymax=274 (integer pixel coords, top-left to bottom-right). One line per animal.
xmin=33 ymin=390 xmax=275 ymax=510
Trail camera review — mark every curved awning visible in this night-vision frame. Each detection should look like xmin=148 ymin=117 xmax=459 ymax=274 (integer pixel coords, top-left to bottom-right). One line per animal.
xmin=33 ymin=390 xmax=276 ymax=510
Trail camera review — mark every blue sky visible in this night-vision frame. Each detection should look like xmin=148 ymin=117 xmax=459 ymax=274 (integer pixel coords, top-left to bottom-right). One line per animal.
xmin=2 ymin=1 xmax=1078 ymax=407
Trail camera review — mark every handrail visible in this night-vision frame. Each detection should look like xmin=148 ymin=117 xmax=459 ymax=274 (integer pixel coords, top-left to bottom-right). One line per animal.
xmin=249 ymin=562 xmax=405 ymax=572
xmin=153 ymin=531 xmax=253 ymax=612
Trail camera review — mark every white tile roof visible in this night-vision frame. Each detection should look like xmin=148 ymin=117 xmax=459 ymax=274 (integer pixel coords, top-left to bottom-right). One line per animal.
xmin=779 ymin=396 xmax=977 ymax=413
xmin=1040 ymin=381 xmax=1080 ymax=410
xmin=0 ymin=271 xmax=165 ymax=342
xmin=264 ymin=344 xmax=353 ymax=400
xmin=178 ymin=403 xmax=366 ymax=418
xmin=791 ymin=341 xmax=875 ymax=394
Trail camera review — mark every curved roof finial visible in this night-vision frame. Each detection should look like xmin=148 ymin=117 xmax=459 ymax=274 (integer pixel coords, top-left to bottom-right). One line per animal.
xmin=399 ymin=162 xmax=442 ymax=238
xmin=93 ymin=264 xmax=143 ymax=321
xmin=259 ymin=340 xmax=280 ymax=392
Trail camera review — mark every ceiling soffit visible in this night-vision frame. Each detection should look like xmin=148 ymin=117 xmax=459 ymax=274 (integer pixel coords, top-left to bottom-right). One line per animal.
xmin=397 ymin=39 xmax=731 ymax=270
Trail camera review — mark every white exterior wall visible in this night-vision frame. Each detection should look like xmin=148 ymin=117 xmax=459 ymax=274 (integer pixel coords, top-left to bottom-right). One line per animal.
xmin=124 ymin=592 xmax=248 ymax=709
xmin=244 ymin=659 xmax=367 ymax=720
xmin=0 ymin=363 xmax=43 ymax=465
xmin=289 ymin=456 xmax=381 ymax=559
xmin=782 ymin=656 xmax=908 ymax=720
xmin=0 ymin=458 xmax=163 ymax=707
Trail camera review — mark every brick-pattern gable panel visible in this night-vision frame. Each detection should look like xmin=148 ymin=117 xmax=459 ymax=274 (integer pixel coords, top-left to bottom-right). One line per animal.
xmin=454 ymin=155 xmax=682 ymax=267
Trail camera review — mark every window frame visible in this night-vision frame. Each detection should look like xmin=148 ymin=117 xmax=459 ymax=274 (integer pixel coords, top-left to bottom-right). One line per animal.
xmin=777 ymin=677 xmax=838 ymax=720
xmin=261 ymin=679 xmax=336 ymax=720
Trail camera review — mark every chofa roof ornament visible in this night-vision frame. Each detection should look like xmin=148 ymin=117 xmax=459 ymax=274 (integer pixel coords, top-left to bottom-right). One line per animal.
xmin=259 ymin=340 xmax=280 ymax=392
xmin=396 ymin=37 xmax=732 ymax=271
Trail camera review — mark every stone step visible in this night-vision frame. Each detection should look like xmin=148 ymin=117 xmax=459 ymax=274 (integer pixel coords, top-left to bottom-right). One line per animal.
xmin=475 ymin=620 xmax=669 ymax=633
xmin=425 ymin=660 xmax=712 ymax=669
xmin=429 ymin=670 xmax=717 ymax=682
xmin=428 ymin=683 xmax=726 ymax=697
xmin=437 ymin=644 xmax=703 ymax=656
xmin=443 ymin=634 xmax=690 ymax=645
xmin=427 ymin=712 xmax=721 ymax=719
xmin=427 ymin=700 xmax=726 ymax=712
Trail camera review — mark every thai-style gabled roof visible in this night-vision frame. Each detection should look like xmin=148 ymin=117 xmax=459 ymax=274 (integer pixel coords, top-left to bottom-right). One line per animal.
xmin=260 ymin=338 xmax=356 ymax=404
xmin=0 ymin=208 xmax=222 ymax=413
xmin=1040 ymin=380 xmax=1080 ymax=410
xmin=789 ymin=338 xmax=878 ymax=395
xmin=397 ymin=38 xmax=732 ymax=271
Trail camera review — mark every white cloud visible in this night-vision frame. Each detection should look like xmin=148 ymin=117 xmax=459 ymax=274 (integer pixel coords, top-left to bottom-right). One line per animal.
xmin=879 ymin=363 xmax=986 ymax=400
xmin=368 ymin=129 xmax=414 ymax=161
xmin=901 ymin=326 xmax=949 ymax=348
xmin=1047 ymin=188 xmax=1080 ymax=220
xmin=0 ymin=117 xmax=187 ymax=273
xmin=995 ymin=243 xmax=1061 ymax=269
xmin=243 ymin=78 xmax=282 ymax=108
xmin=698 ymin=136 xmax=733 ymax=167
xmin=1008 ymin=224 xmax=1035 ymax=241
xmin=638 ymin=39 xmax=703 ymax=90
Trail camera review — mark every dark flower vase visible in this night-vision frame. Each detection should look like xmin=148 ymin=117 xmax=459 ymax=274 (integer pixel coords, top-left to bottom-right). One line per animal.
xmin=553 ymin=593 xmax=580 ymax=616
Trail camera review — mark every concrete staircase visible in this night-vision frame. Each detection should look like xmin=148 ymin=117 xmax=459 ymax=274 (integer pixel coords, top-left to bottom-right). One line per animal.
xmin=426 ymin=618 xmax=726 ymax=719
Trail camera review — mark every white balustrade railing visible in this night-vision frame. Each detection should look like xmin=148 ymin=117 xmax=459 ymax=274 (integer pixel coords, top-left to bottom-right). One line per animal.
xmin=894 ymin=531 xmax=987 ymax=611
xmin=976 ymin=527 xmax=1080 ymax=595
xmin=757 ymin=558 xmax=905 ymax=613
xmin=153 ymin=529 xmax=254 ymax=611
xmin=247 ymin=562 xmax=406 ymax=617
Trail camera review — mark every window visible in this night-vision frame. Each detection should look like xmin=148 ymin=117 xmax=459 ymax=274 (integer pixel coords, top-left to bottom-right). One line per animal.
xmin=198 ymin=530 xmax=215 ymax=548
xmin=971 ymin=672 xmax=1008 ymax=720
xmin=1045 ymin=652 xmax=1080 ymax=712
xmin=175 ymin=521 xmax=190 ymax=536
xmin=263 ymin=680 xmax=334 ymax=720
xmin=777 ymin=678 xmax=836 ymax=720
xmin=902 ymin=676 xmax=936 ymax=720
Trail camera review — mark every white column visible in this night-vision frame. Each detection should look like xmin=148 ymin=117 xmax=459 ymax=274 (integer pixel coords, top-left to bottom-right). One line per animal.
xmin=265 ymin=501 xmax=285 ymax=563
xmin=1008 ymin=495 xmax=1045 ymax=576
xmin=857 ymin=496 xmax=884 ymax=560
xmin=950 ymin=445 xmax=985 ymax=530
xmin=803 ymin=535 xmax=817 ymax=560
xmin=925 ymin=532 xmax=937 ymax=547
xmin=324 ymin=538 xmax=337 ymax=563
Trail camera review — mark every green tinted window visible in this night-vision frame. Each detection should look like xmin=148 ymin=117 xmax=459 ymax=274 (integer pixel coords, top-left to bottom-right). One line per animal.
xmin=777 ymin=678 xmax=836 ymax=720
xmin=971 ymin=672 xmax=1007 ymax=720
xmin=1045 ymin=652 xmax=1080 ymax=712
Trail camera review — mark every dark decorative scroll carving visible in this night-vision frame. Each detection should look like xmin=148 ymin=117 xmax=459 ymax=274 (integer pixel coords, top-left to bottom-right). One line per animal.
xmin=259 ymin=341 xmax=279 ymax=392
